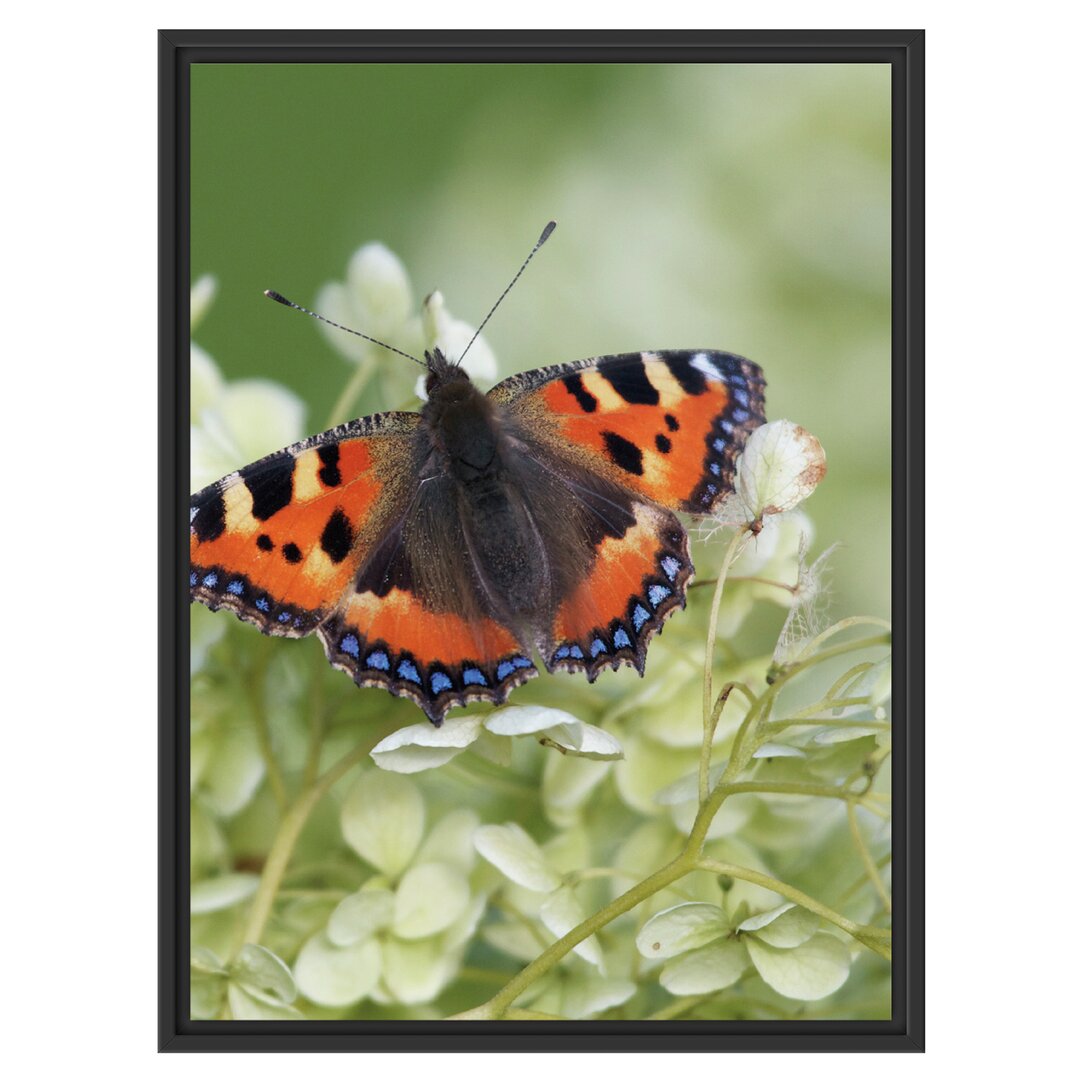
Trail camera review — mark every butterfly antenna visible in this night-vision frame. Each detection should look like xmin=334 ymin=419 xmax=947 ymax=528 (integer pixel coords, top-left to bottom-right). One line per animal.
xmin=264 ymin=290 xmax=425 ymax=367
xmin=457 ymin=220 xmax=556 ymax=364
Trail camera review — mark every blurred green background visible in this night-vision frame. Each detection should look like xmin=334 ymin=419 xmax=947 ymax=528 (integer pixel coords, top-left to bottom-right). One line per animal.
xmin=192 ymin=62 xmax=891 ymax=619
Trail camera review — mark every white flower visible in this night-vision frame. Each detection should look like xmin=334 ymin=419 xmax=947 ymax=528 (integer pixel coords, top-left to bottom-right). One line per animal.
xmin=315 ymin=243 xmax=415 ymax=364
xmin=310 ymin=245 xmax=498 ymax=399
xmin=414 ymin=290 xmax=498 ymax=400
xmin=189 ymin=318 xmax=306 ymax=492
xmin=370 ymin=704 xmax=623 ymax=774
xmin=293 ymin=773 xmax=483 ymax=1008
xmin=636 ymin=900 xmax=850 ymax=1001
xmin=713 ymin=420 xmax=827 ymax=529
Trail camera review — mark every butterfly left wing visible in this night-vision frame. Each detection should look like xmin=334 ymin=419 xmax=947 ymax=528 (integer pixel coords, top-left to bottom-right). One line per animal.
xmin=189 ymin=412 xmax=421 ymax=636
xmin=488 ymin=350 xmax=765 ymax=680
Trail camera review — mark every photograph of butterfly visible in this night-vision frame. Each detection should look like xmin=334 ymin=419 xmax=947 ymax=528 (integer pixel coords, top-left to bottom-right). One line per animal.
xmin=192 ymin=221 xmax=769 ymax=726
xmin=185 ymin=56 xmax=895 ymax=1026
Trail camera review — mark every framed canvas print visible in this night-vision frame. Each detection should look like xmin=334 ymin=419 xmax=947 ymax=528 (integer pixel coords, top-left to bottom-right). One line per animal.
xmin=160 ymin=29 xmax=924 ymax=1051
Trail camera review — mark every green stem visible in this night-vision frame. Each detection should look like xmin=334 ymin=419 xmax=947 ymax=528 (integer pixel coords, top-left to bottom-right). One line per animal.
xmin=448 ymin=856 xmax=692 ymax=1020
xmin=326 ymin=354 xmax=377 ymax=428
xmin=247 ymin=651 xmax=288 ymax=810
xmin=237 ymin=734 xmax=383 ymax=953
xmin=795 ymin=616 xmax=891 ymax=662
xmin=701 ymin=528 xmax=749 ymax=738
xmin=695 ymin=858 xmax=891 ymax=960
xmin=847 ymin=801 xmax=892 ymax=913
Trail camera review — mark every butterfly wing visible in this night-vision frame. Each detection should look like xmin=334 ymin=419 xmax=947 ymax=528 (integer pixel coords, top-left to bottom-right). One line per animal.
xmin=489 ymin=350 xmax=765 ymax=515
xmin=189 ymin=412 xmax=422 ymax=636
xmin=488 ymin=350 xmax=765 ymax=678
xmin=190 ymin=412 xmax=536 ymax=724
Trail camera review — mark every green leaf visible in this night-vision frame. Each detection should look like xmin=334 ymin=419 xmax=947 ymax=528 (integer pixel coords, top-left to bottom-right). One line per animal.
xmin=636 ymin=903 xmax=730 ymax=959
xmin=474 ymin=822 xmax=561 ymax=892
xmin=190 ymin=873 xmax=259 ymax=915
xmin=340 ymin=771 xmax=425 ymax=879
xmin=745 ymin=932 xmax=851 ymax=1000
xmin=659 ymin=939 xmax=750 ymax=995
xmin=739 ymin=903 xmax=819 ymax=948
xmin=327 ymin=889 xmax=394 ymax=947
xmin=294 ymin=930 xmax=381 ymax=1008
xmin=230 ymin=943 xmax=297 ymax=1004
xmin=392 ymin=862 xmax=471 ymax=940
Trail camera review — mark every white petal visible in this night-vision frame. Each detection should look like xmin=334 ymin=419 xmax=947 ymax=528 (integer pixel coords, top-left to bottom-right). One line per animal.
xmin=485 ymin=705 xmax=583 ymax=740
xmin=230 ymin=943 xmax=297 ymax=1004
xmin=562 ymin=974 xmax=636 ymax=1019
xmin=745 ymin=932 xmax=851 ymax=1000
xmin=326 ymin=888 xmax=395 ymax=947
xmin=381 ymin=935 xmax=459 ymax=1005
xmin=208 ymin=379 xmax=306 ymax=468
xmin=567 ymin=723 xmax=624 ymax=761
xmin=346 ymin=242 xmax=413 ymax=338
xmin=370 ymin=714 xmax=483 ymax=773
xmin=294 ymin=931 xmax=381 ymax=1007
xmin=392 ymin=862 xmax=471 ymax=939
xmin=190 ymin=873 xmax=259 ymax=915
xmin=635 ymin=903 xmax=730 ymax=959
xmin=660 ymin=939 xmax=750 ymax=995
xmin=340 ymin=771 xmax=425 ymax=879
xmin=474 ymin=822 xmax=561 ymax=893
xmin=190 ymin=342 xmax=224 ymax=420
xmin=739 ymin=903 xmax=819 ymax=948
xmin=415 ymin=808 xmax=480 ymax=871
xmin=190 ymin=273 xmax=218 ymax=330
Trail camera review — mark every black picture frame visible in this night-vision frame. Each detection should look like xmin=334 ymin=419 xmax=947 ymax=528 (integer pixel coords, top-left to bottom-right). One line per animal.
xmin=160 ymin=28 xmax=924 ymax=1052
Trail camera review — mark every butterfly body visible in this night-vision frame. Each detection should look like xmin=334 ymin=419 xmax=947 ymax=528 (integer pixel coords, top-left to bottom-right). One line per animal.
xmin=191 ymin=348 xmax=766 ymax=724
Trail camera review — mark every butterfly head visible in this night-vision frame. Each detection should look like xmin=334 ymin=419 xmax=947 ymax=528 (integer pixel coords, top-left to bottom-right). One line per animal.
xmin=423 ymin=347 xmax=470 ymax=397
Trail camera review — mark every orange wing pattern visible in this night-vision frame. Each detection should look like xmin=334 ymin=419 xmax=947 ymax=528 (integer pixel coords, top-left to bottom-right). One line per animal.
xmin=545 ymin=500 xmax=692 ymax=680
xmin=189 ymin=413 xmax=419 ymax=637
xmin=490 ymin=350 xmax=766 ymax=515
xmin=319 ymin=586 xmax=536 ymax=724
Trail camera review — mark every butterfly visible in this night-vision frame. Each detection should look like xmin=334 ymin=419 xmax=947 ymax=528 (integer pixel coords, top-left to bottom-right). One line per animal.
xmin=189 ymin=230 xmax=766 ymax=726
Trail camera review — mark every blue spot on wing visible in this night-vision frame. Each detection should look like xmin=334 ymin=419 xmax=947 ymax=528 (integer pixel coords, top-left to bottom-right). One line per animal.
xmin=397 ymin=659 xmax=420 ymax=683
xmin=590 ymin=638 xmax=607 ymax=657
xmin=496 ymin=660 xmax=514 ymax=681
xmin=255 ymin=597 xmax=270 ymax=612
xmin=613 ymin=627 xmax=631 ymax=649
xmin=366 ymin=649 xmax=389 ymax=671
xmin=277 ymin=612 xmax=290 ymax=623
xmin=648 ymin=584 xmax=672 ymax=608
xmin=512 ymin=656 xmax=533 ymax=670
xmin=554 ymin=645 xmax=571 ymax=660
xmin=569 ymin=645 xmax=584 ymax=659
xmin=462 ymin=667 xmax=487 ymax=687
xmin=226 ymin=580 xmax=244 ymax=596
xmin=712 ymin=437 xmax=727 ymax=453
xmin=661 ymin=556 xmax=680 ymax=581
xmin=733 ymin=388 xmax=749 ymax=406
xmin=189 ymin=571 xmax=197 ymax=587
xmin=732 ymin=408 xmax=750 ymax=423
xmin=633 ymin=604 xmax=650 ymax=631
xmin=710 ymin=462 xmax=722 ymax=475
xmin=340 ymin=634 xmax=360 ymax=658
xmin=430 ymin=671 xmax=452 ymax=694
xmin=202 ymin=572 xmax=218 ymax=588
